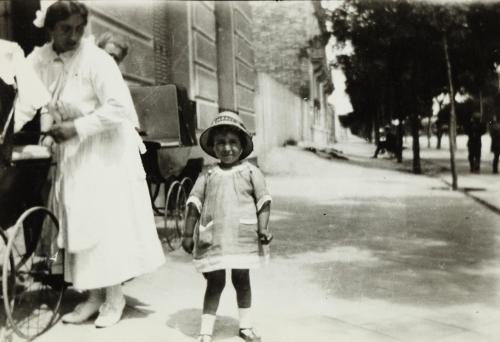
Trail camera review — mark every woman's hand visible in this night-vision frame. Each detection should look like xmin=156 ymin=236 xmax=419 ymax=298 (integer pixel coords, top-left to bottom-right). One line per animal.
xmin=40 ymin=134 xmax=56 ymax=148
xmin=182 ymin=236 xmax=194 ymax=254
xmin=48 ymin=121 xmax=77 ymax=143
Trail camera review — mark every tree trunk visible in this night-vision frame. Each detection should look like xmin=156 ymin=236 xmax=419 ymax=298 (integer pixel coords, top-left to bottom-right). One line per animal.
xmin=427 ymin=115 xmax=432 ymax=148
xmin=411 ymin=112 xmax=421 ymax=173
xmin=374 ymin=105 xmax=381 ymax=143
xmin=396 ymin=119 xmax=403 ymax=163
xmin=479 ymin=90 xmax=483 ymax=119
xmin=443 ymin=34 xmax=458 ymax=190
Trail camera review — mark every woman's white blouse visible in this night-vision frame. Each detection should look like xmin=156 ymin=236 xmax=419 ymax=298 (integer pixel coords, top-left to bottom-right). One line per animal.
xmin=27 ymin=37 xmax=140 ymax=140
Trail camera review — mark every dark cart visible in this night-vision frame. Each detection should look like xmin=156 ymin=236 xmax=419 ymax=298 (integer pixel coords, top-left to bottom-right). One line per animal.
xmin=131 ymin=85 xmax=203 ymax=250
xmin=1 ymin=87 xmax=63 ymax=340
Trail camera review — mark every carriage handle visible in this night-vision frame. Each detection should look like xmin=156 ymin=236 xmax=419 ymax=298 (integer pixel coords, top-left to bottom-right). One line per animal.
xmin=0 ymin=92 xmax=17 ymax=145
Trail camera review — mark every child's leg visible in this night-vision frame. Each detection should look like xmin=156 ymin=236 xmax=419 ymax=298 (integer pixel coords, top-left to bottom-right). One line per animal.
xmin=232 ymin=269 xmax=252 ymax=329
xmin=200 ymin=270 xmax=226 ymax=337
xmin=203 ymin=269 xmax=226 ymax=314
xmin=232 ymin=269 xmax=261 ymax=341
xmin=231 ymin=269 xmax=251 ymax=309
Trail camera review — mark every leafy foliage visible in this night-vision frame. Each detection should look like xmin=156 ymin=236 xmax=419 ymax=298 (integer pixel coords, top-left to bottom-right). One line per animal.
xmin=330 ymin=0 xmax=500 ymax=173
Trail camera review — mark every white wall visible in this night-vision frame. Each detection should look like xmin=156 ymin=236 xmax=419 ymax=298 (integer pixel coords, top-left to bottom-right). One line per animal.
xmin=255 ymin=73 xmax=305 ymax=158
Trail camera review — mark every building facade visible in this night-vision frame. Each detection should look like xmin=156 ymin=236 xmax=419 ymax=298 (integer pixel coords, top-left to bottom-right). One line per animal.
xmin=0 ymin=0 xmax=257 ymax=160
xmin=1 ymin=0 xmax=333 ymax=159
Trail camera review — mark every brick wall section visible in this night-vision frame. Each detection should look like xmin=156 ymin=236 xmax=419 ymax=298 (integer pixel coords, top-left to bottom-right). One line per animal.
xmin=251 ymin=1 xmax=321 ymax=97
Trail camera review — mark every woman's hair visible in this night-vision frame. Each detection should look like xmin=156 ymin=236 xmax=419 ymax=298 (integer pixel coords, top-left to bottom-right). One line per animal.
xmin=207 ymin=125 xmax=247 ymax=150
xmin=45 ymin=0 xmax=88 ymax=30
xmin=96 ymin=32 xmax=129 ymax=61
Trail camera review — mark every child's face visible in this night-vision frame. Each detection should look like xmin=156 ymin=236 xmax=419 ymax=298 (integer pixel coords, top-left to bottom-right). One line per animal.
xmin=212 ymin=131 xmax=242 ymax=166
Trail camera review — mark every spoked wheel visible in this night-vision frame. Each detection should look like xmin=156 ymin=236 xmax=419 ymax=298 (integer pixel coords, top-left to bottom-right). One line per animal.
xmin=2 ymin=207 xmax=64 ymax=340
xmin=174 ymin=182 xmax=188 ymax=244
xmin=163 ymin=181 xmax=181 ymax=250
xmin=1 ymin=229 xmax=16 ymax=322
xmin=179 ymin=177 xmax=193 ymax=196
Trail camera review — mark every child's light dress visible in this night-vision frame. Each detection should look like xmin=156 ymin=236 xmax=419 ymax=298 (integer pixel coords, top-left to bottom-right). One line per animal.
xmin=187 ymin=162 xmax=272 ymax=273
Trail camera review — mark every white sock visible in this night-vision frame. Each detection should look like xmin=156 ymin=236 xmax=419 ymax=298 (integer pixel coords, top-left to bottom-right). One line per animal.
xmin=105 ymin=285 xmax=124 ymax=305
xmin=239 ymin=308 xmax=252 ymax=329
xmin=200 ymin=314 xmax=216 ymax=335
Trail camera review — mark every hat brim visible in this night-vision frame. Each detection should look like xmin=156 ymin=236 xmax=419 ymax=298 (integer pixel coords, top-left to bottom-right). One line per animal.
xmin=199 ymin=123 xmax=253 ymax=160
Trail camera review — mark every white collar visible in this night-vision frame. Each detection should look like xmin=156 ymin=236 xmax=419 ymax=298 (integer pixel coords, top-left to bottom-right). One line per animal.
xmin=212 ymin=162 xmax=248 ymax=174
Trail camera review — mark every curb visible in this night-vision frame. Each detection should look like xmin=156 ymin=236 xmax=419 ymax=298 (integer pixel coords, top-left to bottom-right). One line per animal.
xmin=440 ymin=178 xmax=500 ymax=215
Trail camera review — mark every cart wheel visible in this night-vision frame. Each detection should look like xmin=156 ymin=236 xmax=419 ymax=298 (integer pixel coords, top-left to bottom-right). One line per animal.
xmin=1 ymin=229 xmax=16 ymax=319
xmin=164 ymin=181 xmax=181 ymax=250
xmin=179 ymin=177 xmax=193 ymax=195
xmin=2 ymin=207 xmax=64 ymax=340
xmin=175 ymin=183 xmax=187 ymax=242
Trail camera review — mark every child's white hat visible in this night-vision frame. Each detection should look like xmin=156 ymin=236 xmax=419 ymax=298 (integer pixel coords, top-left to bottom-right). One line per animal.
xmin=199 ymin=111 xmax=253 ymax=160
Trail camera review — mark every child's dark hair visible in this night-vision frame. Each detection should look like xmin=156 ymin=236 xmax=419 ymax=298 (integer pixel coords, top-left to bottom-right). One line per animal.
xmin=207 ymin=125 xmax=248 ymax=150
xmin=45 ymin=0 xmax=88 ymax=30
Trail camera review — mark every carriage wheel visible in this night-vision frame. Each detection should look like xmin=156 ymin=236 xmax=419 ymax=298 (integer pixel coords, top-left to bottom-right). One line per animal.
xmin=163 ymin=181 xmax=181 ymax=250
xmin=179 ymin=177 xmax=193 ymax=195
xmin=175 ymin=182 xmax=188 ymax=243
xmin=1 ymin=229 xmax=16 ymax=321
xmin=2 ymin=207 xmax=64 ymax=340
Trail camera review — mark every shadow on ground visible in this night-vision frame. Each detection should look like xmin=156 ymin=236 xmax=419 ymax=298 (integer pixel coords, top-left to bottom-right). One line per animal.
xmin=166 ymin=308 xmax=238 ymax=339
xmin=270 ymin=193 xmax=499 ymax=308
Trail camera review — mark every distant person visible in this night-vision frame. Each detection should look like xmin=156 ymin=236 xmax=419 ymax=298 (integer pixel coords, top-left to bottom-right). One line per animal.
xmin=373 ymin=125 xmax=397 ymax=159
xmin=489 ymin=116 xmax=500 ymax=174
xmin=96 ymin=32 xmax=129 ymax=65
xmin=464 ymin=112 xmax=486 ymax=173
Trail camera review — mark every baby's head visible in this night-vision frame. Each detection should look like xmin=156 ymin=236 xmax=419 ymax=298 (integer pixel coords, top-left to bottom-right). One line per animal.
xmin=200 ymin=111 xmax=253 ymax=165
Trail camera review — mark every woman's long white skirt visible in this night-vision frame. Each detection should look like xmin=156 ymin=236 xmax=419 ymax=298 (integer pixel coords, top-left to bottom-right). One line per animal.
xmin=53 ymin=125 xmax=164 ymax=290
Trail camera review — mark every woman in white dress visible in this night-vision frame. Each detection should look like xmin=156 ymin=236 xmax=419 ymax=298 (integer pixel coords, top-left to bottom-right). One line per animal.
xmin=28 ymin=0 xmax=164 ymax=328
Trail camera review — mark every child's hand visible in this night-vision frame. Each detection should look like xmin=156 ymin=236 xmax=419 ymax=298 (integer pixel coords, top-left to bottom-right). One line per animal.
xmin=258 ymin=230 xmax=273 ymax=245
xmin=182 ymin=236 xmax=194 ymax=254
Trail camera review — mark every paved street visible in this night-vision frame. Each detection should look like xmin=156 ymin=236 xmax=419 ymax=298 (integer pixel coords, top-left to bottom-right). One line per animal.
xmin=3 ymin=135 xmax=500 ymax=342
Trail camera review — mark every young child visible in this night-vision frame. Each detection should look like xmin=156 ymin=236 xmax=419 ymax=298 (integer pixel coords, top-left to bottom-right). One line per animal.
xmin=182 ymin=111 xmax=273 ymax=342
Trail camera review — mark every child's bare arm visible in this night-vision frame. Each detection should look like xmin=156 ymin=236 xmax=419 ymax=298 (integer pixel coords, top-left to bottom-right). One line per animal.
xmin=257 ymin=201 xmax=270 ymax=233
xmin=182 ymin=204 xmax=200 ymax=253
xmin=184 ymin=204 xmax=200 ymax=237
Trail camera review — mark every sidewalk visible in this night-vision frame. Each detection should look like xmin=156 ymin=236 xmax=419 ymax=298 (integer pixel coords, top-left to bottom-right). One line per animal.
xmin=329 ymin=134 xmax=500 ymax=214
xmin=3 ymin=136 xmax=500 ymax=342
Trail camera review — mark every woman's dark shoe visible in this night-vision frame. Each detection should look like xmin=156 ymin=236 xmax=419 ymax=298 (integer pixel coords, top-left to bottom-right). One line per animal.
xmin=239 ymin=328 xmax=262 ymax=342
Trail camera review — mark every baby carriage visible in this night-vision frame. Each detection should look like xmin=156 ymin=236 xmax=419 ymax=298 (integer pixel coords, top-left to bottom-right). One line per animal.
xmin=0 ymin=79 xmax=64 ymax=340
xmin=131 ymin=84 xmax=202 ymax=251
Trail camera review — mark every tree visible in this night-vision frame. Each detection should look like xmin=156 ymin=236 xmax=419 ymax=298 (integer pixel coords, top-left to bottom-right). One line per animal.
xmin=331 ymin=0 xmax=445 ymax=173
xmin=330 ymin=0 xmax=500 ymax=183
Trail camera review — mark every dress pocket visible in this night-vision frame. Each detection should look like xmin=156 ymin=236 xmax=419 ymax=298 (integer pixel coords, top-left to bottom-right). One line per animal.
xmin=197 ymin=220 xmax=214 ymax=250
xmin=238 ymin=218 xmax=258 ymax=242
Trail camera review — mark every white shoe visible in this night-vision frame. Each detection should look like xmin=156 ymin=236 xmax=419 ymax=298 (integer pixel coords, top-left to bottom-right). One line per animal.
xmin=94 ymin=297 xmax=126 ymax=328
xmin=62 ymin=300 xmax=101 ymax=324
